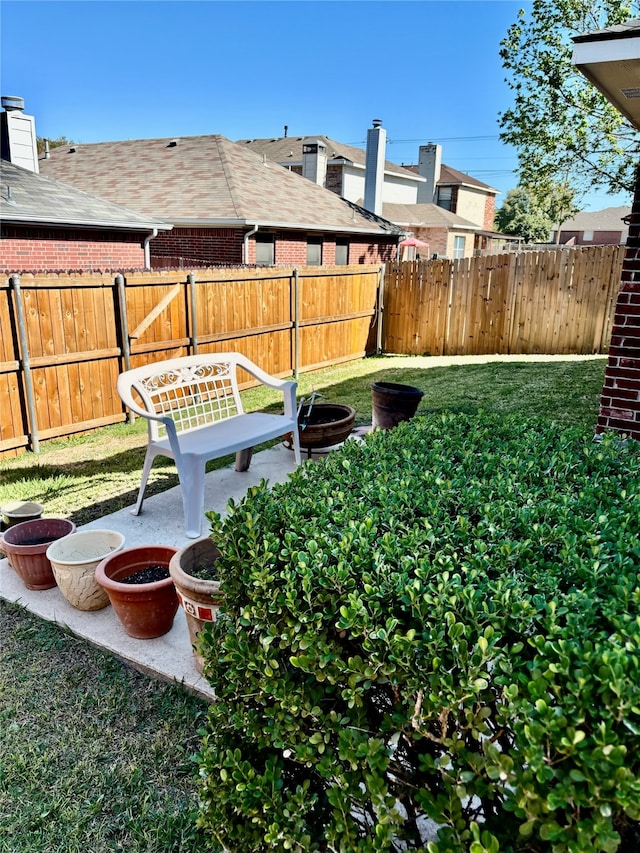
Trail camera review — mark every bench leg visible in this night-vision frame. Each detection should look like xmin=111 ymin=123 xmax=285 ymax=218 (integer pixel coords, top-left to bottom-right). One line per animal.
xmin=235 ymin=447 xmax=253 ymax=471
xmin=290 ymin=428 xmax=302 ymax=466
xmin=178 ymin=456 xmax=206 ymax=539
xmin=132 ymin=447 xmax=157 ymax=516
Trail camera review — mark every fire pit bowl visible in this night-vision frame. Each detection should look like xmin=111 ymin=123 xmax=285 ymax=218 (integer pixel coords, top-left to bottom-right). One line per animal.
xmin=285 ymin=402 xmax=356 ymax=455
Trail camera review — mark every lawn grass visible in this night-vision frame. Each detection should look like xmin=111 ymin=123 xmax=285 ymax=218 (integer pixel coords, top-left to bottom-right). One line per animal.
xmin=0 ymin=353 xmax=608 ymax=852
xmin=0 ymin=600 xmax=210 ymax=853
xmin=0 ymin=354 xmax=607 ymax=527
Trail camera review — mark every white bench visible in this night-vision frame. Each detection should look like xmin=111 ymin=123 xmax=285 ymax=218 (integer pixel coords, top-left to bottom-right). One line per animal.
xmin=117 ymin=353 xmax=301 ymax=538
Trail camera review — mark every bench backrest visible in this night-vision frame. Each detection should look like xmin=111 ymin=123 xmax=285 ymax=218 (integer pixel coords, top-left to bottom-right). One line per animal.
xmin=121 ymin=356 xmax=244 ymax=441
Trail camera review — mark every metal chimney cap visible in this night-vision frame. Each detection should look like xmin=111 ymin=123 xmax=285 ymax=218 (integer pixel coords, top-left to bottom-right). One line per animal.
xmin=372 ymin=118 xmax=383 ymax=128
xmin=1 ymin=95 xmax=25 ymax=112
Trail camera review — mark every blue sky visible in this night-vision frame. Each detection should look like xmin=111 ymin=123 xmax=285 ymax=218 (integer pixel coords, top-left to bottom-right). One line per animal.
xmin=1 ymin=0 xmax=632 ymax=211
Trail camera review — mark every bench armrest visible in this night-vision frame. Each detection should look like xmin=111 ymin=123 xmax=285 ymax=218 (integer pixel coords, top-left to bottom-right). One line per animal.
xmin=234 ymin=354 xmax=298 ymax=417
xmin=116 ymin=375 xmax=180 ymax=446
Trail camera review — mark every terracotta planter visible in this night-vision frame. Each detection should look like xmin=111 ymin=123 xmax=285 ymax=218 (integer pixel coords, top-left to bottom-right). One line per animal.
xmin=371 ymin=381 xmax=424 ymax=430
xmin=96 ymin=545 xmax=179 ymax=639
xmin=46 ymin=529 xmax=125 ymax=611
xmin=169 ymin=538 xmax=222 ymax=672
xmin=0 ymin=517 xmax=76 ymax=589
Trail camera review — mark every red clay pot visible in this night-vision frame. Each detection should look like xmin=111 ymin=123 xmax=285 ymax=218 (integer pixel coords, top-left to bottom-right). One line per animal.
xmin=0 ymin=517 xmax=76 ymax=590
xmin=95 ymin=545 xmax=179 ymax=639
xmin=169 ymin=537 xmax=223 ymax=673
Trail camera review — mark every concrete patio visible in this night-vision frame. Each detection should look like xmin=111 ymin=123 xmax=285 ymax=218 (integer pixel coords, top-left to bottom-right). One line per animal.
xmin=0 ymin=443 xmax=302 ymax=702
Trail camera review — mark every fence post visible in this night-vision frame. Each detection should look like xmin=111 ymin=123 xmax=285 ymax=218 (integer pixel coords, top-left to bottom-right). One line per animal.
xmin=188 ymin=273 xmax=198 ymax=354
xmin=115 ymin=273 xmax=134 ymax=424
xmin=293 ymin=268 xmax=300 ymax=380
xmin=10 ymin=274 xmax=39 ymax=453
xmin=376 ymin=264 xmax=385 ymax=354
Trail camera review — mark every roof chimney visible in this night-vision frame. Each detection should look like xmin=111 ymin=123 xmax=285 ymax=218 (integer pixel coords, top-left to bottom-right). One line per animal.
xmin=302 ymin=138 xmax=327 ymax=186
xmin=1 ymin=95 xmax=39 ymax=173
xmin=363 ymin=119 xmax=386 ymax=216
xmin=417 ymin=143 xmax=442 ymax=203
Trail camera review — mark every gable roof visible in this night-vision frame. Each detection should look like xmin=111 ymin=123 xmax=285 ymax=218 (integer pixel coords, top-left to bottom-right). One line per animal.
xmin=40 ymin=135 xmax=402 ymax=236
xmin=555 ymin=205 xmax=631 ymax=234
xmin=403 ymin=162 xmax=498 ymax=193
xmin=1 ymin=159 xmax=171 ymax=231
xmin=236 ymin=135 xmax=423 ymax=183
xmin=381 ymin=202 xmax=480 ymax=230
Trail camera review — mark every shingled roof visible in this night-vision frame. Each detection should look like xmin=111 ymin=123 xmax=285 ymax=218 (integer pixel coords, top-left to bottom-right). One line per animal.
xmin=382 ymin=202 xmax=480 ymax=230
xmin=556 ymin=205 xmax=631 ymax=235
xmin=236 ymin=135 xmax=422 ymax=182
xmin=40 ymin=135 xmax=402 ymax=236
xmin=1 ymin=159 xmax=171 ymax=231
xmin=403 ymin=162 xmax=498 ymax=193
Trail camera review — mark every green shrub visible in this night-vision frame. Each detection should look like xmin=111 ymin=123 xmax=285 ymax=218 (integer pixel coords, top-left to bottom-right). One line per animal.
xmin=197 ymin=413 xmax=640 ymax=852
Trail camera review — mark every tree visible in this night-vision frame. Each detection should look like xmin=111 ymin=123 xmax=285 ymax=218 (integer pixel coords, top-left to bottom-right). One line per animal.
xmin=36 ymin=135 xmax=74 ymax=155
xmin=495 ymin=186 xmax=556 ymax=242
xmin=499 ymin=0 xmax=640 ymax=201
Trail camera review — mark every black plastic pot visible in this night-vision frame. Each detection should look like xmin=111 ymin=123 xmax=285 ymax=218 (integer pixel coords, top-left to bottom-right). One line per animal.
xmin=371 ymin=382 xmax=424 ymax=430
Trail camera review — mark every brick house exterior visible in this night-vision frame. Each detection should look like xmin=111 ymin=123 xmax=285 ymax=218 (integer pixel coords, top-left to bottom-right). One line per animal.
xmin=149 ymin=226 xmax=396 ymax=269
xmin=550 ymin=206 xmax=630 ymax=246
xmin=1 ymin=224 xmax=152 ymax=271
xmin=597 ymin=167 xmax=640 ymax=437
xmin=572 ymin=19 xmax=640 ymax=440
xmin=40 ymin=135 xmax=403 ymax=268
xmin=0 ymin=159 xmax=170 ymax=273
xmin=241 ymin=131 xmax=507 ymax=258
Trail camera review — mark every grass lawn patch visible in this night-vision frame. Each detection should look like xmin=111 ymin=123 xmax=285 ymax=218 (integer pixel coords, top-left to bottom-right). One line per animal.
xmin=0 ymin=601 xmax=212 ymax=853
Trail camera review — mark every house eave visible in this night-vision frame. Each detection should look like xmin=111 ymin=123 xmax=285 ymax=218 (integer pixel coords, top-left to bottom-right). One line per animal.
xmin=171 ymin=217 xmax=401 ymax=236
xmin=2 ymin=213 xmax=173 ymax=232
xmin=572 ymin=28 xmax=640 ymax=130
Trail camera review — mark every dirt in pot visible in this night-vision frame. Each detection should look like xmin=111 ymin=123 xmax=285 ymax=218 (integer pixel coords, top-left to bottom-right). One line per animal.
xmin=188 ymin=562 xmax=219 ymax=582
xmin=16 ymin=535 xmax=57 ymax=546
xmin=119 ymin=565 xmax=170 ymax=584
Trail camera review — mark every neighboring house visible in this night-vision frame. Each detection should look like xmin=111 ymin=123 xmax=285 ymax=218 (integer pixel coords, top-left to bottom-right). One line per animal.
xmin=242 ymin=124 xmax=506 ymax=258
xmin=1 ymin=99 xmax=171 ymax=272
xmin=381 ymin=203 xmax=480 ymax=259
xmin=237 ymin=126 xmax=423 ymax=207
xmin=550 ymin=206 xmax=630 ymax=246
xmin=0 ymin=161 xmax=171 ymax=271
xmin=39 ymin=133 xmax=403 ymax=268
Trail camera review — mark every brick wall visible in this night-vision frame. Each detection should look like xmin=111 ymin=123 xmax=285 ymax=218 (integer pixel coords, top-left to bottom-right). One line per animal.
xmin=597 ymin=161 xmax=640 ymax=439
xmin=152 ymin=226 xmax=398 ymax=267
xmin=151 ymin=227 xmax=245 ymax=265
xmin=1 ymin=225 xmax=146 ymax=271
xmin=408 ymin=227 xmax=449 ymax=258
xmin=484 ymin=195 xmax=496 ymax=232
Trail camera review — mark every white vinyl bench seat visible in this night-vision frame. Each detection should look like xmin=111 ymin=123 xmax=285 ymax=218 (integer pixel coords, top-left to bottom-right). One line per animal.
xmin=117 ymin=353 xmax=301 ymax=538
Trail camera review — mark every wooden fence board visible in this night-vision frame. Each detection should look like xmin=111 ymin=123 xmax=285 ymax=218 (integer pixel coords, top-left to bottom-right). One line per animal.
xmin=384 ymin=246 xmax=623 ymax=359
xmin=1 ymin=251 xmax=624 ymax=458
xmin=0 ymin=265 xmax=380 ymax=456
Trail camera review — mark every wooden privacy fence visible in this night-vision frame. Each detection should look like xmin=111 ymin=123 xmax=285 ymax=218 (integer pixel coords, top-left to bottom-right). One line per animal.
xmin=0 ymin=265 xmax=382 ymax=457
xmin=383 ymin=245 xmax=625 ymax=356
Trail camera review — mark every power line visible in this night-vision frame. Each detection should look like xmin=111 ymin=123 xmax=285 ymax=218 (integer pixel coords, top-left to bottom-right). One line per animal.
xmin=346 ymin=135 xmax=502 ymax=146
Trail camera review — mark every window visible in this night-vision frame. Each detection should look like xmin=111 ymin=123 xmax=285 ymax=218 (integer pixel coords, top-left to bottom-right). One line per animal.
xmin=255 ymin=233 xmax=274 ymax=265
xmin=583 ymin=230 xmax=594 ymax=241
xmin=437 ymin=186 xmax=453 ymax=211
xmin=307 ymin=236 xmax=322 ymax=266
xmin=453 ymin=235 xmax=465 ymax=259
xmin=335 ymin=239 xmax=349 ymax=265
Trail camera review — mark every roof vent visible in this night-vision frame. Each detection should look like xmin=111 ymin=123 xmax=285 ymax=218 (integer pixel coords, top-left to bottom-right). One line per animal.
xmin=69 ymin=146 xmax=77 ymax=153
xmin=372 ymin=118 xmax=383 ymax=128
xmin=622 ymin=87 xmax=640 ymax=99
xmin=1 ymin=95 xmax=25 ymax=112
xmin=167 ymin=139 xmax=177 ymax=147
